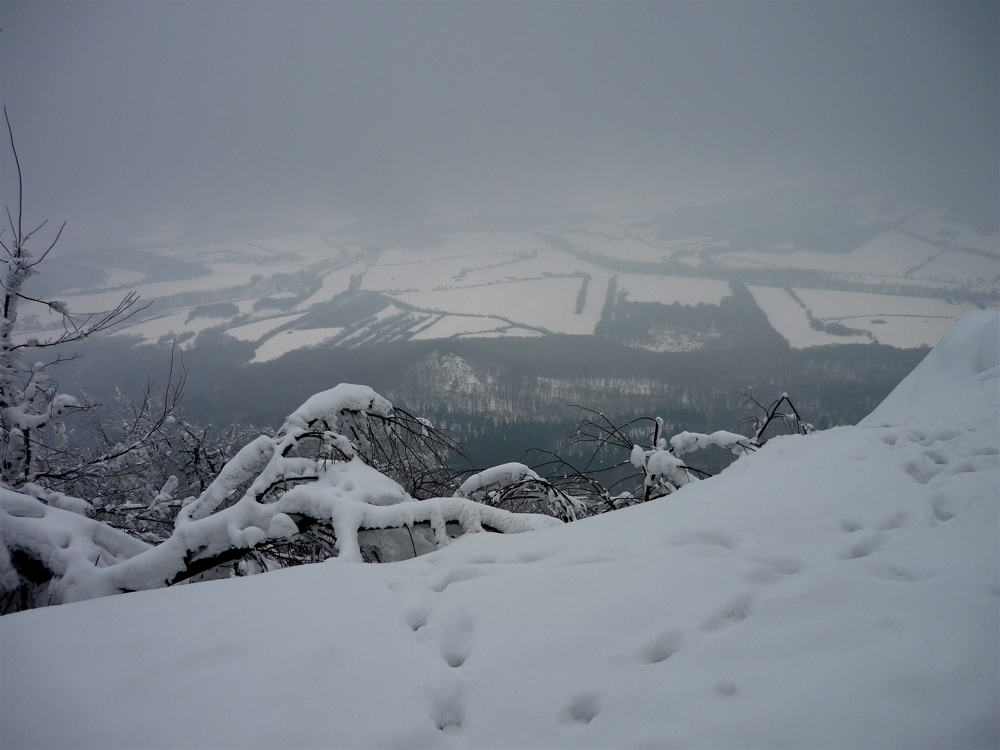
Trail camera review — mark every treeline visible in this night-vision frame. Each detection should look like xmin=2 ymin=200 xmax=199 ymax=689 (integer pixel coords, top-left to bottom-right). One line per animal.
xmin=59 ymin=326 xmax=927 ymax=472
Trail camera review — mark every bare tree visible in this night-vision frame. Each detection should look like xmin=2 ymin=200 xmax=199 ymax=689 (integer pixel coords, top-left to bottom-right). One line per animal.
xmin=0 ymin=108 xmax=149 ymax=490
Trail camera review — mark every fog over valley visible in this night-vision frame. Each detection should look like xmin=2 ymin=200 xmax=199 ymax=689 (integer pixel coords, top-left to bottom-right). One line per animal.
xmin=3 ymin=1 xmax=997 ymax=240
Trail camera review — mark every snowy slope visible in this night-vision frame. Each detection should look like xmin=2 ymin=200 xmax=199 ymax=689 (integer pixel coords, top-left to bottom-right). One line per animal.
xmin=2 ymin=313 xmax=998 ymax=749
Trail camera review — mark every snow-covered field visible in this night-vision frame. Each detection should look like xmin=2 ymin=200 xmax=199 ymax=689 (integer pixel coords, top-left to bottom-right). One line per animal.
xmin=409 ymin=315 xmax=515 ymax=341
xmin=749 ymin=286 xmax=872 ymax=347
xmin=796 ymin=289 xmax=979 ymax=348
xmin=749 ymin=285 xmax=982 ymax=349
xmin=397 ymin=277 xmax=597 ymax=336
xmin=617 ymin=274 xmax=732 ymax=306
xmin=2 ymin=312 xmax=997 ymax=749
xmin=18 ymin=199 xmax=998 ymax=356
xmin=720 ymin=230 xmax=942 ymax=278
xmin=227 ymin=313 xmax=308 ymax=343
xmin=249 ymin=327 xmax=345 ymax=364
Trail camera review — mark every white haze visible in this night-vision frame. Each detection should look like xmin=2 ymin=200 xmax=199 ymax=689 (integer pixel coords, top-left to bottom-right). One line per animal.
xmin=1 ymin=1 xmax=997 ymax=246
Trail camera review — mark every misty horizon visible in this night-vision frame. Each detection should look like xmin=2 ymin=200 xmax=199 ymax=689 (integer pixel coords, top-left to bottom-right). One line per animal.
xmin=1 ymin=0 xmax=997 ymax=248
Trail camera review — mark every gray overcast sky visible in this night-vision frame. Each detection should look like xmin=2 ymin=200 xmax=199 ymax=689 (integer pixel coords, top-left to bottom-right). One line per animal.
xmin=1 ymin=0 xmax=997 ymax=245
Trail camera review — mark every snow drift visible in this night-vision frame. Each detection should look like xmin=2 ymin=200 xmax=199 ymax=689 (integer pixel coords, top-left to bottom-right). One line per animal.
xmin=1 ymin=312 xmax=997 ymax=749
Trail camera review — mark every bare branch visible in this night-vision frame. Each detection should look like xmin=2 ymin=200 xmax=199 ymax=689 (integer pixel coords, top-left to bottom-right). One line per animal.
xmin=4 ymin=107 xmax=22 ymax=244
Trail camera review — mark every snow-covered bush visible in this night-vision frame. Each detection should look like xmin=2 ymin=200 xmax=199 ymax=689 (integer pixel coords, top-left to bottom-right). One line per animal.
xmin=526 ymin=394 xmax=814 ymax=513
xmin=1 ymin=383 xmax=562 ymax=610
xmin=455 ymin=462 xmax=586 ymax=521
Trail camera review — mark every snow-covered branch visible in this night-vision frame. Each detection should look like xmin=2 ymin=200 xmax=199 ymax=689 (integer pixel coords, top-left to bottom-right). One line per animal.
xmin=2 ymin=383 xmax=561 ymax=610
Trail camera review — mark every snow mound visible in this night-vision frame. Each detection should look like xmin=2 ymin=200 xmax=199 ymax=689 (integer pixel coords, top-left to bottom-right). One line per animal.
xmin=1 ymin=314 xmax=997 ymax=749
xmin=863 ymin=309 xmax=999 ymax=425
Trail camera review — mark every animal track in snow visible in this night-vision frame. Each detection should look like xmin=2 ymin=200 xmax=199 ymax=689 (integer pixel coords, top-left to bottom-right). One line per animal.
xmin=639 ymin=630 xmax=682 ymax=665
xmin=429 ymin=682 xmax=465 ymax=732
xmin=745 ymin=555 xmax=803 ymax=584
xmin=702 ymin=594 xmax=754 ymax=632
xmin=839 ymin=532 xmax=888 ymax=560
xmin=929 ymin=494 xmax=960 ymax=522
xmin=868 ymin=562 xmax=934 ymax=583
xmin=461 ymin=553 xmax=500 ymax=565
xmin=555 ymin=553 xmax=619 ymax=567
xmin=672 ymin=530 xmax=738 ymax=549
xmin=562 ymin=692 xmax=602 ymax=725
xmin=714 ymin=680 xmax=739 ymax=696
xmin=499 ymin=549 xmax=556 ymax=564
xmin=903 ymin=459 xmax=936 ymax=485
xmin=428 ymin=565 xmax=490 ymax=593
xmin=840 ymin=518 xmax=863 ymax=533
xmin=875 ymin=511 xmax=910 ymax=531
xmin=405 ymin=605 xmax=429 ymax=632
xmin=433 ymin=604 xmax=475 ymax=668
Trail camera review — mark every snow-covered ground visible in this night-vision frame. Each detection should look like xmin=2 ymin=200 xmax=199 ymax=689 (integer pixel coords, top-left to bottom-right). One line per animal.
xmin=2 ymin=312 xmax=997 ymax=749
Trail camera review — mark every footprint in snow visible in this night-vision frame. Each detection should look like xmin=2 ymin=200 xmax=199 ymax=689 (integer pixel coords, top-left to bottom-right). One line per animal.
xmin=562 ymin=691 xmax=602 ymax=725
xmin=702 ymin=594 xmax=754 ymax=632
xmin=428 ymin=564 xmax=490 ymax=593
xmin=428 ymin=681 xmax=466 ymax=732
xmin=745 ymin=555 xmax=803 ymax=584
xmin=672 ymin=530 xmax=738 ymax=549
xmin=714 ymin=680 xmax=739 ymax=696
xmin=433 ymin=603 xmax=475 ymax=668
xmin=839 ymin=532 xmax=888 ymax=560
xmin=875 ymin=510 xmax=910 ymax=531
xmin=867 ymin=562 xmax=934 ymax=583
xmin=405 ymin=604 xmax=429 ymax=632
xmin=639 ymin=630 xmax=683 ymax=665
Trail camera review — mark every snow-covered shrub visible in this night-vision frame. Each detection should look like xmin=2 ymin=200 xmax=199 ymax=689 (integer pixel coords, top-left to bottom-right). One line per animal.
xmin=455 ymin=462 xmax=586 ymax=521
xmin=1 ymin=383 xmax=562 ymax=610
xmin=737 ymin=391 xmax=815 ymax=444
xmin=527 ymin=395 xmax=814 ymax=513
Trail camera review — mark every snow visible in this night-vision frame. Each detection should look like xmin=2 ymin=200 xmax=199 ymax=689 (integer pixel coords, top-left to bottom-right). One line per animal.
xmin=795 ymin=288 xmax=980 ymax=348
xmin=748 ymin=285 xmax=871 ymax=347
xmin=916 ymin=250 xmax=1000 ymax=288
xmin=2 ymin=313 xmax=998 ymax=749
xmin=228 ymin=312 xmax=307 ymax=342
xmin=748 ymin=285 xmax=980 ymax=349
xmin=112 ymin=308 xmax=241 ymax=343
xmin=397 ymin=277 xmax=598 ymax=335
xmin=295 ymin=267 xmax=358 ymax=306
xmin=456 ymin=462 xmax=540 ymax=500
xmin=250 ymin=327 xmax=345 ymax=363
xmin=616 ymin=274 xmax=731 ymax=306
xmin=24 ymin=210 xmax=993 ymax=355
xmin=408 ymin=314 xmax=514 ymax=340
